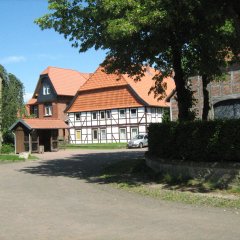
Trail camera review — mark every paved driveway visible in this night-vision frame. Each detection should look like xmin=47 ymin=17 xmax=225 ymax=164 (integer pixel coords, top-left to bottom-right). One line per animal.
xmin=0 ymin=149 xmax=239 ymax=240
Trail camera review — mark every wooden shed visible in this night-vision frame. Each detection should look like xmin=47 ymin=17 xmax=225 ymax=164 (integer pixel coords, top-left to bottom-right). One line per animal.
xmin=10 ymin=119 xmax=69 ymax=154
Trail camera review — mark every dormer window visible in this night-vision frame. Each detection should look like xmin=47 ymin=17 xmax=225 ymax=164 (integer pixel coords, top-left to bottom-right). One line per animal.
xmin=43 ymin=84 xmax=51 ymax=95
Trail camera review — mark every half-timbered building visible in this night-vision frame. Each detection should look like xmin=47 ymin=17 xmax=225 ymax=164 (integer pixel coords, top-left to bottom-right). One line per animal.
xmin=67 ymin=67 xmax=175 ymax=144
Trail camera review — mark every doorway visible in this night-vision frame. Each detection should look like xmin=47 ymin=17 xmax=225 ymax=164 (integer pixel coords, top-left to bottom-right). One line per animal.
xmin=38 ymin=130 xmax=51 ymax=152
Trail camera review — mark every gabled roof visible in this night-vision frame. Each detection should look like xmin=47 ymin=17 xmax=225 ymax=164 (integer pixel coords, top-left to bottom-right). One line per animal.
xmin=10 ymin=118 xmax=69 ymax=131
xmin=26 ymin=98 xmax=37 ymax=105
xmin=33 ymin=66 xmax=90 ymax=97
xmin=67 ymin=66 xmax=175 ymax=112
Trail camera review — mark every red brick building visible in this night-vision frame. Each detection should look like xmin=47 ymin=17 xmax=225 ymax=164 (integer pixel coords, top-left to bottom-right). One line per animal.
xmin=10 ymin=66 xmax=90 ymax=153
xmin=168 ymin=65 xmax=240 ymax=121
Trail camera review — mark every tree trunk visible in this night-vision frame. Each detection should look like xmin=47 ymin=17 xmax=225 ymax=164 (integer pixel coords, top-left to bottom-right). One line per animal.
xmin=172 ymin=46 xmax=193 ymax=121
xmin=202 ymin=74 xmax=210 ymax=120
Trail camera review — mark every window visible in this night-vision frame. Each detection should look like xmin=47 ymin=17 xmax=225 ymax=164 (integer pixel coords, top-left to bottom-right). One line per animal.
xmin=75 ymin=113 xmax=81 ymax=121
xmin=43 ymin=84 xmax=51 ymax=95
xmin=131 ymin=128 xmax=138 ymax=138
xmin=120 ymin=128 xmax=127 ymax=140
xmin=106 ymin=110 xmax=111 ymax=119
xmin=100 ymin=111 xmax=105 ymax=119
xmin=151 ymin=108 xmax=156 ymax=114
xmin=119 ymin=109 xmax=126 ymax=118
xmin=92 ymin=129 xmax=98 ymax=140
xmin=75 ymin=130 xmax=81 ymax=140
xmin=30 ymin=105 xmax=38 ymax=117
xmin=100 ymin=129 xmax=107 ymax=140
xmin=44 ymin=104 xmax=52 ymax=116
xmin=92 ymin=112 xmax=97 ymax=120
xmin=157 ymin=108 xmax=162 ymax=114
xmin=130 ymin=108 xmax=137 ymax=118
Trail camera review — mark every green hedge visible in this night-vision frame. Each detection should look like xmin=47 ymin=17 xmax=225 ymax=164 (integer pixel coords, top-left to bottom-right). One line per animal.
xmin=148 ymin=120 xmax=240 ymax=162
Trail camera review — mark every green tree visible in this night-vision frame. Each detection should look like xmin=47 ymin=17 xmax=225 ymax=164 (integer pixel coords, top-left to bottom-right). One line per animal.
xmin=35 ymin=0 xmax=239 ymax=121
xmin=0 ymin=65 xmax=24 ymax=143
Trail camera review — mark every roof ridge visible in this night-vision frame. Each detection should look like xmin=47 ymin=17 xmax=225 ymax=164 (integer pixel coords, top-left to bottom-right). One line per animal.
xmin=78 ymin=66 xmax=128 ymax=92
xmin=41 ymin=66 xmax=91 ymax=75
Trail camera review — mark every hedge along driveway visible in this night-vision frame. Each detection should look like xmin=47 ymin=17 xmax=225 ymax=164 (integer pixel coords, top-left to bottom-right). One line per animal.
xmin=0 ymin=149 xmax=240 ymax=240
xmin=148 ymin=120 xmax=240 ymax=162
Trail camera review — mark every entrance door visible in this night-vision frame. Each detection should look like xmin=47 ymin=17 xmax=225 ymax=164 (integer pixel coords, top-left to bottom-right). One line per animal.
xmin=39 ymin=130 xmax=51 ymax=152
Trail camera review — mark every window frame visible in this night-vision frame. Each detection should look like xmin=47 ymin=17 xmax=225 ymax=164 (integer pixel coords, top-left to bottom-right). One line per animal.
xmin=75 ymin=113 xmax=81 ymax=121
xmin=131 ymin=127 xmax=138 ymax=138
xmin=44 ymin=104 xmax=52 ymax=116
xmin=119 ymin=109 xmax=126 ymax=118
xmin=130 ymin=108 xmax=137 ymax=118
xmin=100 ymin=128 xmax=107 ymax=140
xmin=92 ymin=129 xmax=98 ymax=140
xmin=100 ymin=111 xmax=105 ymax=120
xmin=119 ymin=128 xmax=127 ymax=140
xmin=92 ymin=112 xmax=97 ymax=120
xmin=43 ymin=84 xmax=51 ymax=95
xmin=106 ymin=110 xmax=111 ymax=119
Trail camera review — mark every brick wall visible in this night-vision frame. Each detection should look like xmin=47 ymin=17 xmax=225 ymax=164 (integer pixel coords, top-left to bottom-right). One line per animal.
xmin=170 ymin=67 xmax=240 ymax=121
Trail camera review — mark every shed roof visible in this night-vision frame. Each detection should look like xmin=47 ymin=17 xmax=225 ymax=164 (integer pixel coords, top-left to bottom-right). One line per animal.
xmin=10 ymin=118 xmax=69 ymax=131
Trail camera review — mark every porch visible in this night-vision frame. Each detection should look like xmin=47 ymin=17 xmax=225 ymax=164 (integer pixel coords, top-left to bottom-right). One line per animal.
xmin=10 ymin=119 xmax=69 ymax=154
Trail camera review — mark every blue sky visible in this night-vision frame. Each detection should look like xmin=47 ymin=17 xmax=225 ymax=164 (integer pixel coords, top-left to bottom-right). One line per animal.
xmin=0 ymin=0 xmax=106 ymax=102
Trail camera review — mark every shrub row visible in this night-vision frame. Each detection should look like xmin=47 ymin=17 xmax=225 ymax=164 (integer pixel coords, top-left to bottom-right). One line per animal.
xmin=148 ymin=120 xmax=240 ymax=162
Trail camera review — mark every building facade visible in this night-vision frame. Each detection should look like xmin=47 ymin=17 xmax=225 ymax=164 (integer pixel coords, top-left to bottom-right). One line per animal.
xmin=11 ymin=66 xmax=90 ymax=153
xmin=168 ymin=65 xmax=240 ymax=121
xmin=67 ymin=67 xmax=175 ymax=144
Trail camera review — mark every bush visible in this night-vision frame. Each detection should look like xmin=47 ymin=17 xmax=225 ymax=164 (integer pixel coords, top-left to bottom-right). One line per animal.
xmin=1 ymin=144 xmax=14 ymax=154
xmin=148 ymin=120 xmax=240 ymax=162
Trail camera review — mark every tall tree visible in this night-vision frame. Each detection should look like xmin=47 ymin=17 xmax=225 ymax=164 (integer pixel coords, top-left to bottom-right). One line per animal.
xmin=0 ymin=65 xmax=24 ymax=143
xmin=35 ymin=0 xmax=239 ymax=121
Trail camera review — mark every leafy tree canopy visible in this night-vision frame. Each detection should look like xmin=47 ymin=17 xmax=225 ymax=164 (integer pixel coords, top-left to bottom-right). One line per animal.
xmin=36 ymin=0 xmax=240 ymax=121
xmin=0 ymin=65 xmax=25 ymax=143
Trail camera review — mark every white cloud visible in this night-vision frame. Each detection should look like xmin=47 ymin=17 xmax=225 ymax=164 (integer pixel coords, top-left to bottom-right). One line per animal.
xmin=24 ymin=92 xmax=33 ymax=103
xmin=0 ymin=56 xmax=26 ymax=64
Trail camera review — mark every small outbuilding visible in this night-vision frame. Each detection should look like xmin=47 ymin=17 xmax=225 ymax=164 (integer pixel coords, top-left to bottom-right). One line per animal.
xmin=10 ymin=118 xmax=69 ymax=154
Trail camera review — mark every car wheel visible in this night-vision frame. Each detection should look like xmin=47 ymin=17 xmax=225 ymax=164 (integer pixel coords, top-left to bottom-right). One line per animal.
xmin=139 ymin=142 xmax=143 ymax=148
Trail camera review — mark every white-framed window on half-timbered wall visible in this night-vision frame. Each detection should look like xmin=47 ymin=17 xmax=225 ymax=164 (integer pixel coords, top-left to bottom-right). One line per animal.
xmin=75 ymin=113 xmax=81 ymax=121
xmin=92 ymin=129 xmax=98 ymax=140
xmin=100 ymin=111 xmax=105 ymax=119
xmin=92 ymin=112 xmax=97 ymax=120
xmin=130 ymin=108 xmax=137 ymax=118
xmin=106 ymin=110 xmax=111 ymax=119
xmin=119 ymin=128 xmax=127 ymax=140
xmin=100 ymin=129 xmax=107 ymax=140
xmin=131 ymin=127 xmax=138 ymax=138
xmin=119 ymin=109 xmax=126 ymax=118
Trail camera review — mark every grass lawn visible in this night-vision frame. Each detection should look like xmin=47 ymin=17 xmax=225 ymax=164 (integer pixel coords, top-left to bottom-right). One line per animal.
xmin=0 ymin=154 xmax=38 ymax=162
xmin=98 ymin=158 xmax=240 ymax=209
xmin=65 ymin=143 xmax=127 ymax=150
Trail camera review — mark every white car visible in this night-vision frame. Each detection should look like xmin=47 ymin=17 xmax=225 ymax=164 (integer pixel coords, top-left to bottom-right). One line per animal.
xmin=127 ymin=134 xmax=148 ymax=148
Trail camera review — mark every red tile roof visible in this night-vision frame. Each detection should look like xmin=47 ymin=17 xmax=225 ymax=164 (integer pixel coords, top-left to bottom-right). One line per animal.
xmin=68 ymin=86 xmax=143 ymax=112
xmin=26 ymin=98 xmax=37 ymax=105
xmin=36 ymin=66 xmax=89 ymax=97
xmin=67 ymin=66 xmax=175 ymax=112
xmin=22 ymin=118 xmax=69 ymax=129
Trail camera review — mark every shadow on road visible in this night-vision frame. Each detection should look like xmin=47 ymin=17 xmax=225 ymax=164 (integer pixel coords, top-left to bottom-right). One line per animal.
xmin=19 ymin=150 xmax=145 ymax=184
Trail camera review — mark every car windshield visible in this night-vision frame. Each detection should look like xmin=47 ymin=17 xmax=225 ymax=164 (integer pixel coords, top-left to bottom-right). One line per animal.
xmin=133 ymin=135 xmax=144 ymax=140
